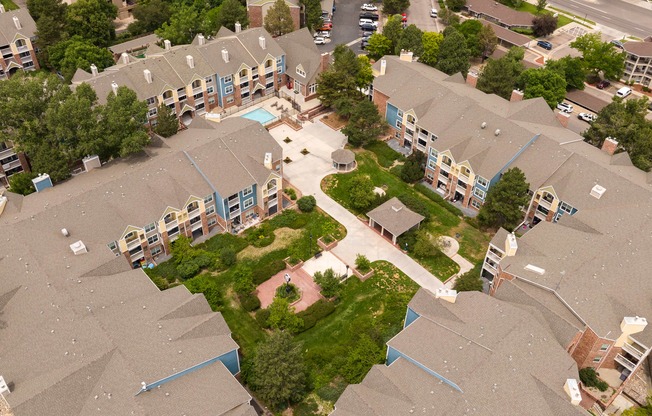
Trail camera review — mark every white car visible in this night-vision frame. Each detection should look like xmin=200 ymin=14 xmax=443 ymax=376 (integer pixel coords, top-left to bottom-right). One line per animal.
xmin=556 ymin=102 xmax=573 ymax=113
xmin=313 ymin=30 xmax=330 ymax=38
xmin=314 ymin=36 xmax=326 ymax=45
xmin=430 ymin=8 xmax=438 ymax=17
xmin=359 ymin=19 xmax=378 ymax=27
xmin=578 ymin=112 xmax=597 ymax=123
xmin=361 ymin=3 xmax=378 ymax=11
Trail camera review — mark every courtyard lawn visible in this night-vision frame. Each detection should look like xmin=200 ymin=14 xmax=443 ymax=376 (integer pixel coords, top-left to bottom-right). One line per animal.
xmin=364 ymin=141 xmax=405 ymax=168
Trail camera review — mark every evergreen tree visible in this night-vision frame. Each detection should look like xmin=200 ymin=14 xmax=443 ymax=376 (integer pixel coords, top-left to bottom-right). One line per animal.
xmin=153 ymin=104 xmax=179 ymax=137
xmin=436 ymin=27 xmax=470 ymax=77
xmin=341 ymin=100 xmax=387 ymax=147
xmin=478 ymin=167 xmax=530 ymax=230
xmin=396 ymin=24 xmax=423 ymax=56
xmin=478 ymin=24 xmax=498 ymax=58
xmin=264 ymin=0 xmax=295 ymax=36
xmin=477 ymin=47 xmax=525 ymax=100
xmin=453 ymin=263 xmax=483 ymax=292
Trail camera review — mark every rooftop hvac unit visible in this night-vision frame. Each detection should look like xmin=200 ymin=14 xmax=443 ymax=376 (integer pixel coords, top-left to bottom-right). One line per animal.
xmin=70 ymin=240 xmax=88 ymax=255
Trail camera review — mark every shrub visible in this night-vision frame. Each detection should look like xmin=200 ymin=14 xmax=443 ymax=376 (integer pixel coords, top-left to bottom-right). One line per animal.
xmin=284 ymin=187 xmax=297 ymax=200
xmin=579 ymin=367 xmax=609 ymax=392
xmin=454 ymin=263 xmax=484 ymax=292
xmin=294 ymin=398 xmax=319 ymax=416
xmin=275 ymin=283 xmax=300 ymax=303
xmin=252 ymin=259 xmax=286 ymax=285
xmin=269 ymin=209 xmax=308 ymax=229
xmin=297 ymin=299 xmax=336 ymax=331
xmin=397 ymin=229 xmax=418 ymax=252
xmin=400 ymin=151 xmax=426 ymax=183
xmin=220 ymin=247 xmax=237 ymax=267
xmin=355 ymin=254 xmax=371 ymax=273
xmin=314 ymin=268 xmax=341 ymax=298
xmin=267 ymin=297 xmax=304 ymax=333
xmin=246 ymin=223 xmax=275 ymax=247
xmin=414 ymin=183 xmax=464 ymax=217
xmin=297 ymin=195 xmax=317 ymax=212
xmin=239 ymin=292 xmax=262 ymax=312
xmin=255 ymin=308 xmax=271 ymax=328
xmin=8 ymin=172 xmax=37 ymax=195
xmin=348 ymin=174 xmax=376 ymax=211
xmin=341 ymin=334 xmax=383 ymax=383
xmin=316 ymin=379 xmax=348 ymax=402
xmin=234 ymin=266 xmax=255 ymax=295
xmin=412 ymin=231 xmax=436 ymax=258
xmin=177 ymin=261 xmax=201 ymax=280
xmin=397 ymin=193 xmax=431 ymax=221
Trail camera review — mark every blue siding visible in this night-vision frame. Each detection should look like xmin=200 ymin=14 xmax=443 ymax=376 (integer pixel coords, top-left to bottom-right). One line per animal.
xmin=239 ymin=184 xmax=257 ymax=210
xmin=386 ymin=347 xmax=463 ymax=393
xmin=385 ymin=102 xmax=401 ymax=129
xmin=277 ymin=55 xmax=285 ymax=75
xmin=404 ymin=307 xmax=420 ymax=328
xmin=218 ymin=74 xmax=235 ymax=107
xmin=138 ymin=349 xmax=240 ymax=394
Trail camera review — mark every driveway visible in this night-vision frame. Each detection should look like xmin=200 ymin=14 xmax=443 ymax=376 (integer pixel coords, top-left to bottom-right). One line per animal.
xmin=405 ymin=0 xmax=439 ymax=32
xmin=269 ymin=119 xmax=445 ymax=293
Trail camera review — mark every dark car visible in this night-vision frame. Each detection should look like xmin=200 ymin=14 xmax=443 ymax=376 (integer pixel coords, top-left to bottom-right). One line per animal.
xmin=537 ymin=40 xmax=553 ymax=50
xmin=359 ymin=12 xmax=379 ymax=20
xmin=361 ymin=30 xmax=375 ymax=37
xmin=361 ymin=40 xmax=369 ymax=50
xmin=360 ymin=23 xmax=377 ymax=32
xmin=596 ymin=80 xmax=611 ymax=89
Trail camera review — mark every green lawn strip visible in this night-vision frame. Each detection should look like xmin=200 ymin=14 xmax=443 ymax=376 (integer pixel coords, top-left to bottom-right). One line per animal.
xmin=455 ymin=224 xmax=491 ymax=263
xmin=548 ymin=6 xmax=596 ymax=25
xmin=363 ymin=141 xmax=405 ymax=168
xmin=411 ymin=250 xmax=459 ymax=281
xmin=510 ymin=3 xmax=578 ymax=29
xmin=0 ymin=0 xmax=18 ymax=11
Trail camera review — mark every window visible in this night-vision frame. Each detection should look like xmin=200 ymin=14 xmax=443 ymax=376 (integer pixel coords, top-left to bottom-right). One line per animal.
xmin=427 ymin=159 xmax=436 ymax=169
xmin=204 ymin=194 xmax=213 ymax=203
xmin=430 ymin=135 xmax=438 ymax=142
xmin=243 ymin=186 xmax=253 ymax=196
xmin=309 ymin=83 xmax=317 ymax=94
xmin=195 ymin=102 xmax=205 ymax=111
xmin=205 ymin=76 xmax=213 ymax=83
xmin=417 ymin=138 xmax=427 ymax=148
xmin=227 ymin=96 xmax=234 ymax=103
xmin=429 ymin=148 xmax=438 ymax=158
xmin=473 ymin=188 xmax=486 ymax=199
xmin=147 ymin=235 xmax=159 ymax=245
xmin=296 ymin=66 xmax=306 ymax=77
xmin=191 ymin=79 xmax=202 ymax=89
xmin=208 ymin=217 xmax=217 ymax=227
xmin=265 ymin=59 xmax=273 ymax=68
xmin=194 ymin=92 xmax=203 ymax=100
xmin=476 ymin=176 xmax=489 ymax=188
xmin=397 ymin=109 xmax=403 ymax=118
xmin=239 ymin=68 xmax=248 ymax=78
xmin=405 ymin=127 xmax=414 ymax=138
xmin=396 ymin=119 xmax=403 ymax=129
xmin=600 ymin=344 xmax=609 ymax=351
xmin=243 ymin=198 xmax=254 ymax=209
xmin=208 ymin=97 xmax=215 ymax=104
xmin=559 ymin=201 xmax=573 ymax=214
xmin=15 ymin=39 xmax=26 ymax=48
xmin=107 ymin=241 xmax=118 ymax=252
xmin=406 ymin=114 xmax=416 ymax=125
xmin=146 ymin=97 xmax=156 ymax=106
xmin=151 ymin=246 xmax=162 ymax=256
xmin=593 ymin=356 xmax=602 ymax=363
xmin=225 ymin=85 xmax=234 ymax=95
xmin=148 ymin=107 xmax=157 ymax=117
xmin=394 ymin=131 xmax=401 ymax=139
xmin=144 ymin=223 xmax=156 ymax=233
xmin=266 ymin=79 xmax=274 ymax=89
xmin=206 ymin=205 xmax=215 ymax=215
xmin=276 ymin=56 xmax=282 ymax=67
xmin=223 ymin=74 xmax=233 ymax=83
xmin=471 ymin=200 xmax=481 ymax=209
xmin=207 ymin=86 xmax=214 ymax=94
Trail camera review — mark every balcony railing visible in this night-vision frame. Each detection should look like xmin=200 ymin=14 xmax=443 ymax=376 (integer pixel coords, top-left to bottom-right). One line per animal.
xmin=622 ymin=343 xmax=645 ymax=361
xmin=438 ymin=174 xmax=449 ymax=184
xmin=538 ymin=197 xmax=553 ymax=210
xmin=615 ymin=353 xmax=637 ymax=372
xmin=126 ymin=237 xmax=141 ymax=251
xmin=0 ymin=147 xmax=16 ymax=160
xmin=2 ymin=159 xmax=21 ymax=171
xmin=165 ymin=219 xmax=178 ymax=230
xmin=486 ymin=250 xmax=502 ymax=263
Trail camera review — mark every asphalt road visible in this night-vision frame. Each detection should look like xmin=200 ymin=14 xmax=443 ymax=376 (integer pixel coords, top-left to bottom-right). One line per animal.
xmin=547 ymin=0 xmax=652 ymax=38
xmin=317 ymin=0 xmax=368 ymax=54
xmin=405 ymin=0 xmax=439 ymax=33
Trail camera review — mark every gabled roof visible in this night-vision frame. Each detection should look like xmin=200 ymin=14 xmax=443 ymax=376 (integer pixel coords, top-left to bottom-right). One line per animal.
xmin=623 ymin=40 xmax=652 ymax=57
xmin=0 ymin=9 xmax=36 ymax=46
xmin=467 ymin=0 xmax=535 ymax=27
xmin=366 ymin=197 xmax=424 ymax=236
xmin=275 ymin=28 xmax=324 ymax=85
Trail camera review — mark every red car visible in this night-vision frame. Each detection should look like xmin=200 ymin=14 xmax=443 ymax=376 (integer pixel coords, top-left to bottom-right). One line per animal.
xmin=401 ymin=13 xmax=407 ymax=22
xmin=597 ymin=80 xmax=610 ymax=89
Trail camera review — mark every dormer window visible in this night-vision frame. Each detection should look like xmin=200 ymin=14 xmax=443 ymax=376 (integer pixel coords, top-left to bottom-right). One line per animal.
xmin=162 ymin=90 xmax=173 ymax=100
xmin=239 ymin=68 xmax=248 ymax=78
xmin=296 ymin=66 xmax=306 ymax=77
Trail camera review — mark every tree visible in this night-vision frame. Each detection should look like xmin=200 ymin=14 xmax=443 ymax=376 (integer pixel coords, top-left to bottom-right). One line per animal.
xmin=47 ymin=36 xmax=114 ymax=82
xmin=267 ymin=297 xmax=304 ymax=333
xmin=478 ymin=167 xmax=530 ymax=230
xmin=439 ymin=7 xmax=460 ymax=25
xmin=297 ymin=195 xmax=316 ymax=212
xmin=400 ymin=150 xmax=425 ymax=183
xmin=477 ymin=47 xmax=525 ymax=100
xmin=213 ymin=0 xmax=248 ymax=31
xmin=536 ymin=0 xmax=547 ymax=12
xmin=532 ymin=13 xmax=557 ymax=37
xmin=583 ymin=97 xmax=652 ymax=172
xmin=348 ymin=175 xmax=376 ymax=210
xmin=128 ymin=0 xmax=171 ymax=36
xmin=382 ymin=15 xmax=404 ymax=54
xmin=445 ymin=0 xmax=466 ymax=12
xmin=545 ymin=56 xmax=587 ymax=90
xmin=622 ymin=395 xmax=652 ymax=416
xmin=436 ymin=28 xmax=470 ymax=77
xmin=571 ymin=32 xmax=626 ymax=80
xmin=478 ymin=24 xmax=498 ymax=58
xmin=341 ymin=334 xmax=383 ymax=383
xmin=264 ymin=0 xmax=295 ymax=36
xmin=233 ymin=265 xmax=255 ymax=294
xmin=383 ymin=0 xmax=410 ymax=15
xmin=457 ymin=19 xmax=483 ymax=58
xmin=153 ymin=104 xmax=179 ymax=137
xmin=30 ymin=144 xmax=72 ymax=182
xmin=252 ymin=331 xmax=307 ymax=409
xmin=519 ymin=67 xmax=567 ymax=108
xmin=412 ymin=230 xmax=435 ymax=258
xmin=317 ymin=45 xmax=370 ymax=116
xmin=454 ymin=263 xmax=483 ymax=292
xmin=342 ymin=100 xmax=387 ymax=147
xmin=28 ymin=0 xmax=68 ymax=64
xmin=300 ymin=0 xmax=323 ymax=31
xmin=356 ymin=55 xmax=374 ymax=87
xmin=8 ymin=172 xmax=37 ymax=195
xmin=66 ymin=0 xmax=117 ymax=47
xmin=313 ymin=268 xmax=340 ymax=298
xmin=396 ymin=24 xmax=423 ymax=56
xmin=420 ymin=31 xmax=444 ymax=67
xmin=155 ymin=5 xmax=201 ymax=45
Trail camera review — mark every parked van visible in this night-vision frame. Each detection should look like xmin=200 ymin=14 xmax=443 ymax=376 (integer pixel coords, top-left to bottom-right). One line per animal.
xmin=616 ymin=86 xmax=632 ymax=98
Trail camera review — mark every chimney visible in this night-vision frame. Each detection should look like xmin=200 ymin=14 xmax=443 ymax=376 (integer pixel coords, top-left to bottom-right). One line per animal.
xmin=320 ymin=52 xmax=330 ymax=72
xmin=615 ymin=316 xmax=648 ymax=347
xmin=504 ymin=232 xmax=518 ymax=257
xmin=399 ymin=50 xmax=413 ymax=62
xmin=259 ymin=36 xmax=266 ymax=49
xmin=198 ymin=34 xmax=205 ymax=45
xmin=221 ymin=49 xmax=229 ymax=63
xmin=13 ymin=16 xmax=21 ymax=29
xmin=0 ymin=376 xmax=10 ymax=395
xmin=556 ymin=110 xmax=570 ymax=127
xmin=164 ymin=39 xmax=171 ymax=51
xmin=111 ymin=81 xmax=119 ymax=95
xmin=435 ymin=288 xmax=458 ymax=304
xmin=563 ymin=379 xmax=581 ymax=406
xmin=601 ymin=137 xmax=618 ymax=155
xmin=510 ymin=89 xmax=524 ymax=102
xmin=32 ymin=173 xmax=53 ymax=192
xmin=90 ymin=64 xmax=98 ymax=77
xmin=143 ymin=69 xmax=152 ymax=84
xmin=235 ymin=22 xmax=241 ymax=33
xmin=121 ymin=52 xmax=129 ymax=65
xmin=264 ymin=152 xmax=272 ymax=169
xmin=380 ymin=59 xmax=386 ymax=76
xmin=0 ymin=5 xmax=5 ymax=12
xmin=466 ymin=71 xmax=478 ymax=88
xmin=186 ymin=55 xmax=194 ymax=68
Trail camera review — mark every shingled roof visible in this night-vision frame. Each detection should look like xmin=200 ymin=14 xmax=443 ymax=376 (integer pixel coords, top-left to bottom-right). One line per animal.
xmin=367 ymin=197 xmax=424 ymax=237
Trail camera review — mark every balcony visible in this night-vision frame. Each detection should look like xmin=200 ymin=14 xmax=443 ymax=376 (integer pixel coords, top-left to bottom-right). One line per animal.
xmin=16 ymin=45 xmax=28 ymax=54
xmin=484 ymin=258 xmax=498 ymax=270
xmin=438 ymin=174 xmax=449 ymax=184
xmin=2 ymin=159 xmax=21 ymax=171
xmin=538 ymin=197 xmax=553 ymax=210
xmin=165 ymin=219 xmax=178 ymax=230
xmin=458 ymin=172 xmax=470 ymax=183
xmin=125 ymin=236 xmax=141 ymax=251
xmin=164 ymin=97 xmax=175 ymax=106
xmin=615 ymin=353 xmax=637 ymax=372
xmin=0 ymin=147 xmax=16 ymax=160
xmin=622 ymin=342 xmax=645 ymax=361
xmin=486 ymin=249 xmax=502 ymax=263
xmin=130 ymin=250 xmax=144 ymax=261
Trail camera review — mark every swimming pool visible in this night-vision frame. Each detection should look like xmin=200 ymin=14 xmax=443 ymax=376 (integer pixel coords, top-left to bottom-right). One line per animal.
xmin=241 ymin=108 xmax=277 ymax=125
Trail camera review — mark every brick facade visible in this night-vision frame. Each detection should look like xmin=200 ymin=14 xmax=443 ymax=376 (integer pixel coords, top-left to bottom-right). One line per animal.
xmin=248 ymin=2 xmax=301 ymax=31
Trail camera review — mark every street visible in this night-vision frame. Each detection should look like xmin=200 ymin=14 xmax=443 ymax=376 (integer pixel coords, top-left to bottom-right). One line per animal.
xmin=405 ymin=0 xmax=439 ymax=33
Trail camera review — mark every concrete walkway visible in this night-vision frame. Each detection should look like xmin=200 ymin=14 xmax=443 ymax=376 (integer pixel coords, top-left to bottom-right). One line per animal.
xmin=269 ymin=119 xmax=445 ymax=293
xmin=437 ymin=236 xmax=475 ymax=288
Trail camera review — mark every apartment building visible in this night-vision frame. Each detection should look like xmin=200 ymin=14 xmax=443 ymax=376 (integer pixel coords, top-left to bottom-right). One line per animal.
xmin=0 ymin=124 xmax=259 ymax=415
xmin=74 ymin=26 xmax=322 ymax=127
xmin=333 ymin=289 xmax=585 ymax=415
xmin=247 ymin=0 xmax=300 ymax=31
xmin=0 ymin=7 xmax=39 ymax=80
xmin=622 ymin=37 xmax=652 ymax=87
xmin=0 ymin=141 xmax=30 ymax=188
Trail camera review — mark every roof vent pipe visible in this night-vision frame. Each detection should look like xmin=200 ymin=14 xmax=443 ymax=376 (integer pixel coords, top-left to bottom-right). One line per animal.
xmin=90 ymin=64 xmax=98 ymax=77
xmin=164 ymin=39 xmax=171 ymax=50
xmin=494 ymin=129 xmax=501 ymax=136
xmin=121 ymin=52 xmax=129 ymax=65
xmin=13 ymin=16 xmax=20 ymax=29
xmin=481 ymin=122 xmax=487 ymax=129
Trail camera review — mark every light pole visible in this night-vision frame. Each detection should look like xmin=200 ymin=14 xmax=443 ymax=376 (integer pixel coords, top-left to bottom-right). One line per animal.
xmin=284 ymin=273 xmax=291 ymax=294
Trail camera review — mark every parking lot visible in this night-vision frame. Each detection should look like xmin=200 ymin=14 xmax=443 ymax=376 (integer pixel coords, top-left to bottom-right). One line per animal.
xmin=317 ymin=0 xmax=368 ymax=54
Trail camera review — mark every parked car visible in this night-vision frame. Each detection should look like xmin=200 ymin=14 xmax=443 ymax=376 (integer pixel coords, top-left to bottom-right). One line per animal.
xmin=313 ymin=30 xmax=331 ymax=38
xmin=361 ymin=30 xmax=375 ymax=37
xmin=359 ymin=18 xmax=377 ymax=27
xmin=556 ymin=102 xmax=573 ymax=113
xmin=318 ymin=24 xmax=332 ymax=31
xmin=360 ymin=23 xmax=377 ymax=32
xmin=596 ymin=80 xmax=611 ymax=89
xmin=537 ymin=40 xmax=553 ymax=50
xmin=314 ymin=37 xmax=326 ymax=45
xmin=616 ymin=86 xmax=632 ymax=98
xmin=430 ymin=8 xmax=438 ymax=17
xmin=361 ymin=40 xmax=369 ymax=49
xmin=401 ymin=13 xmax=407 ymax=22
xmin=361 ymin=3 xmax=377 ymax=11
xmin=359 ymin=12 xmax=379 ymax=20
xmin=611 ymin=39 xmax=624 ymax=49
xmin=578 ymin=112 xmax=597 ymax=123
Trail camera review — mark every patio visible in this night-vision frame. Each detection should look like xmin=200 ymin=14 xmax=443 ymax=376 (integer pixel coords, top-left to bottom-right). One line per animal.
xmin=256 ymin=267 xmax=323 ymax=312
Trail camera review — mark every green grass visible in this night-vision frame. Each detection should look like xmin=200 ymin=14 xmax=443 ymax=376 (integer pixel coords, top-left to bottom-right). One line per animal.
xmin=413 ymin=250 xmax=459 ymax=280
xmin=0 ymin=0 xmax=18 ymax=11
xmin=364 ymin=141 xmax=405 ymax=168
xmin=548 ymin=6 xmax=596 ymax=25
xmin=511 ymin=3 xmax=575 ymax=29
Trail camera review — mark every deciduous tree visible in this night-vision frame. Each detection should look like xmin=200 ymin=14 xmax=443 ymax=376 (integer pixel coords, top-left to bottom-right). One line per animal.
xmin=478 ymin=167 xmax=530 ymax=230
xmin=213 ymin=0 xmax=249 ymax=31
xmin=264 ymin=0 xmax=295 ymax=36
xmin=382 ymin=0 xmax=410 ymax=15
xmin=420 ymin=31 xmax=444 ymax=67
xmin=571 ymin=32 xmax=626 ymax=80
xmin=457 ymin=19 xmax=483 ymax=57
xmin=536 ymin=0 xmax=547 ymax=12
xmin=453 ymin=263 xmax=483 ymax=292
xmin=66 ymin=0 xmax=117 ymax=47
xmin=439 ymin=7 xmax=460 ymax=25
xmin=532 ymin=13 xmax=557 ymax=37
xmin=478 ymin=24 xmax=498 ymax=58
xmin=545 ymin=56 xmax=587 ymax=90
xmin=8 ymin=172 xmax=37 ymax=196
xmin=267 ymin=297 xmax=304 ymax=333
xmin=341 ymin=334 xmax=383 ymax=383
xmin=155 ymin=5 xmax=201 ymax=45
xmin=366 ymin=33 xmax=392 ymax=61
xmin=477 ymin=47 xmax=525 ymax=99
xmin=28 ymin=0 xmax=67 ymax=64
xmin=445 ymin=0 xmax=466 ymax=12
xmin=348 ymin=175 xmax=376 ymax=211
xmin=382 ymin=15 xmax=404 ymax=54
xmin=47 ymin=36 xmax=114 ymax=82
xmin=342 ymin=100 xmax=387 ymax=147
xmin=436 ymin=27 xmax=470 ymax=76
xmin=128 ymin=0 xmax=171 ymax=35
xmin=519 ymin=67 xmax=567 ymax=108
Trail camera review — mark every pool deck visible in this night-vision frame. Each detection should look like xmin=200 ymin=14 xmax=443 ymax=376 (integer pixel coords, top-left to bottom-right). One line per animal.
xmin=241 ymin=108 xmax=277 ymax=124
xmin=221 ymin=97 xmax=294 ymax=123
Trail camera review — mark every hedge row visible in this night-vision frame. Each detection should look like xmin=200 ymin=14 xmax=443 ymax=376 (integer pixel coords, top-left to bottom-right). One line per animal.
xmin=297 ymin=299 xmax=336 ymax=332
xmin=414 ymin=183 xmax=464 ymax=217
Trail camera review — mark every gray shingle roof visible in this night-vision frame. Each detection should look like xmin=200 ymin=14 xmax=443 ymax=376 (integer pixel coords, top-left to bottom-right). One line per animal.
xmin=467 ymin=0 xmax=535 ymax=27
xmin=366 ymin=197 xmax=425 ymax=237
xmin=276 ymin=28 xmax=324 ymax=85
xmin=0 ymin=9 xmax=36 ymax=46
xmin=623 ymin=40 xmax=652 ymax=57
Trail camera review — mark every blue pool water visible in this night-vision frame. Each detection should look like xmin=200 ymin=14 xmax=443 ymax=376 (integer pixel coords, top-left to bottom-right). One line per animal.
xmin=241 ymin=108 xmax=276 ymax=125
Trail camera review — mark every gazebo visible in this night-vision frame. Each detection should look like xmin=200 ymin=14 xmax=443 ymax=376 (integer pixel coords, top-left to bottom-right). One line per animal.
xmin=367 ymin=197 xmax=425 ymax=244
xmin=331 ymin=149 xmax=356 ymax=172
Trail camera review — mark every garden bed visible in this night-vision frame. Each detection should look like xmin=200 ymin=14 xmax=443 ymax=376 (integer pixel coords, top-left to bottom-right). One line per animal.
xmin=352 ymin=267 xmax=374 ymax=281
xmin=317 ymin=235 xmax=338 ymax=251
xmin=284 ymin=257 xmax=304 ymax=271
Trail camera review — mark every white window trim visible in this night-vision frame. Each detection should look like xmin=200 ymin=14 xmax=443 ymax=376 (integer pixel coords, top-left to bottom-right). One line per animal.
xmin=471 ymin=199 xmax=481 ymax=209
xmin=223 ymin=75 xmax=233 ymax=83
xmin=396 ymin=119 xmax=403 ymax=129
xmin=144 ymin=223 xmax=156 ymax=233
xmin=206 ymin=205 xmax=215 ymax=215
xmin=224 ymin=85 xmax=234 ymax=95
xmin=296 ymin=67 xmax=306 ymax=77
xmin=243 ymin=186 xmax=253 ymax=196
xmin=147 ymin=235 xmax=159 ymax=244
xmin=207 ymin=86 xmax=214 ymax=94
xmin=559 ymin=201 xmax=573 ymax=214
xmin=476 ymin=176 xmax=489 ymax=187
xmin=243 ymin=198 xmax=254 ymax=209
xmin=397 ymin=109 xmax=403 ymax=118
xmin=429 ymin=148 xmax=438 ymax=158
xmin=204 ymin=194 xmax=214 ymax=203
xmin=427 ymin=160 xmax=436 ymax=169
xmin=473 ymin=187 xmax=486 ymax=199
